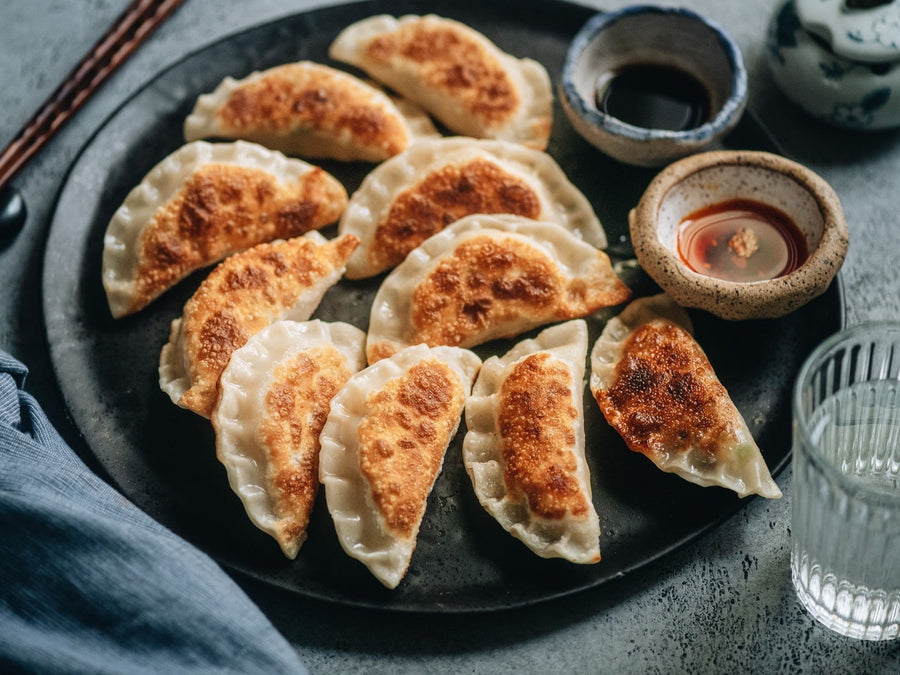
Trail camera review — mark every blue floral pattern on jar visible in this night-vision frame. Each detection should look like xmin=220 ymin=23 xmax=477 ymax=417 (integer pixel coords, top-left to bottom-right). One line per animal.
xmin=765 ymin=0 xmax=900 ymax=129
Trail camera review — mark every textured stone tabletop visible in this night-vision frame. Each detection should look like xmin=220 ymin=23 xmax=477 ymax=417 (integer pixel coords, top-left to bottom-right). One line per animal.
xmin=1 ymin=0 xmax=897 ymax=672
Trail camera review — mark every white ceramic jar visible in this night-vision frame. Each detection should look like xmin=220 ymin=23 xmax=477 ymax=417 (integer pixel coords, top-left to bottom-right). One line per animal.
xmin=765 ymin=0 xmax=900 ymax=129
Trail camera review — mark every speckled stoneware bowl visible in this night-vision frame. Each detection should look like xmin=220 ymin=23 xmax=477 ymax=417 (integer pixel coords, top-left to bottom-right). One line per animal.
xmin=630 ymin=150 xmax=849 ymax=320
xmin=560 ymin=5 xmax=748 ymax=167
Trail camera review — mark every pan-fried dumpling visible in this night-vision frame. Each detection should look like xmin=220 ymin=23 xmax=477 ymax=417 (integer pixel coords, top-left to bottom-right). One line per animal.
xmin=102 ymin=140 xmax=347 ymax=318
xmin=159 ymin=231 xmax=359 ymax=418
xmin=589 ymin=294 xmax=782 ymax=499
xmin=464 ymin=320 xmax=601 ymax=564
xmin=319 ymin=344 xmax=481 ymax=588
xmin=329 ymin=14 xmax=553 ymax=150
xmin=366 ymin=214 xmax=631 ymax=364
xmin=183 ymin=61 xmax=438 ymax=162
xmin=340 ymin=137 xmax=607 ymax=278
xmin=212 ymin=320 xmax=367 ymax=559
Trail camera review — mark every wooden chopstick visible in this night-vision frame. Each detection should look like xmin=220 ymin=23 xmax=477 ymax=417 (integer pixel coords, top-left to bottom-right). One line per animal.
xmin=0 ymin=0 xmax=186 ymax=192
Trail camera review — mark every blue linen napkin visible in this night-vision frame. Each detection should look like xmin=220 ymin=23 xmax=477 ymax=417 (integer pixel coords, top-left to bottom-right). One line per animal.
xmin=0 ymin=351 xmax=307 ymax=674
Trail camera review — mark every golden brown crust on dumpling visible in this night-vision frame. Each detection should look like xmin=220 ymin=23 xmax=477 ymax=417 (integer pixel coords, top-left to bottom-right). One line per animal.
xmin=369 ymin=158 xmax=541 ymax=271
xmin=357 ymin=359 xmax=464 ymax=538
xmin=593 ymin=320 xmax=735 ymax=462
xmin=131 ymin=163 xmax=346 ymax=316
xmin=365 ymin=20 xmax=519 ymax=129
xmin=215 ymin=63 xmax=412 ymax=157
xmin=498 ymin=352 xmax=590 ymax=520
xmin=258 ymin=346 xmax=353 ymax=546
xmin=178 ymin=234 xmax=359 ymax=417
xmin=408 ymin=233 xmax=631 ymax=350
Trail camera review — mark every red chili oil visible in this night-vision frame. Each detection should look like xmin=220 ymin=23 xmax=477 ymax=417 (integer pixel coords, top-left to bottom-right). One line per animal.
xmin=676 ymin=199 xmax=809 ymax=282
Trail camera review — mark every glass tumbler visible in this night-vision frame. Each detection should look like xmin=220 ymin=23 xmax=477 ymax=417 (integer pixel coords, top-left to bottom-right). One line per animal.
xmin=791 ymin=322 xmax=900 ymax=640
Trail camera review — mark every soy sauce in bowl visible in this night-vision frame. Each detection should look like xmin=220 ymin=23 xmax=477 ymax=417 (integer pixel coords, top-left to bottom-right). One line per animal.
xmin=595 ymin=63 xmax=711 ymax=131
xmin=560 ymin=6 xmax=748 ymax=167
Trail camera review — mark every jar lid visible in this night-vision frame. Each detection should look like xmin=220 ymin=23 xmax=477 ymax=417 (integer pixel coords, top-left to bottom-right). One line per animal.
xmin=795 ymin=0 xmax=900 ymax=63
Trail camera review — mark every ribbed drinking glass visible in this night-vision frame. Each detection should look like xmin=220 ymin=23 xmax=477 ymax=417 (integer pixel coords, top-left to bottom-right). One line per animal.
xmin=791 ymin=322 xmax=900 ymax=640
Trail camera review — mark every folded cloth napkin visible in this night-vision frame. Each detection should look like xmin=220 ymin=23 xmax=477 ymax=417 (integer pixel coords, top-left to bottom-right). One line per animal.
xmin=0 ymin=351 xmax=306 ymax=674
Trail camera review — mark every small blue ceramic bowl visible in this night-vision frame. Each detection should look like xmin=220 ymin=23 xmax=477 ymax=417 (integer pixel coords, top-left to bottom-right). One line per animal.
xmin=560 ymin=5 xmax=748 ymax=167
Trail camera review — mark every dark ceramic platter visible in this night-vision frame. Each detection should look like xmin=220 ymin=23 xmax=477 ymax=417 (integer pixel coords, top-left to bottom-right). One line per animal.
xmin=43 ymin=0 xmax=843 ymax=612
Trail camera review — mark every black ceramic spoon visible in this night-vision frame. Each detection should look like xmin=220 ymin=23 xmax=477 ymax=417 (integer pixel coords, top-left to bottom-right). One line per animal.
xmin=0 ymin=186 xmax=26 ymax=242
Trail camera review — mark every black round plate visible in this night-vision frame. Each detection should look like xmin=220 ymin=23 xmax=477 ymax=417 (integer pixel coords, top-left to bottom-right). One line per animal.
xmin=42 ymin=0 xmax=844 ymax=612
